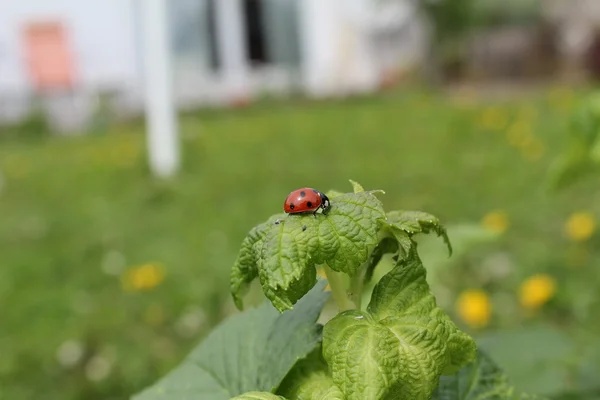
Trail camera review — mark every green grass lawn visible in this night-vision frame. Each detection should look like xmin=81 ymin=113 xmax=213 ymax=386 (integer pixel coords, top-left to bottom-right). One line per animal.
xmin=1 ymin=85 xmax=599 ymax=399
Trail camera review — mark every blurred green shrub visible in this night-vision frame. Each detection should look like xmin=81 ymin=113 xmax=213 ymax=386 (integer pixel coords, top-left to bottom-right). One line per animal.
xmin=421 ymin=0 xmax=475 ymax=39
xmin=471 ymin=0 xmax=541 ymax=28
xmin=0 ymin=99 xmax=52 ymax=140
xmin=548 ymin=92 xmax=600 ymax=190
xmin=419 ymin=0 xmax=476 ymax=81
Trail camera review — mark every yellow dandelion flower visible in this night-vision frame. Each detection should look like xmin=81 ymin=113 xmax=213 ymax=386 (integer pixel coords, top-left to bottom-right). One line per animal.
xmin=519 ymin=274 xmax=556 ymax=310
xmin=482 ymin=210 xmax=509 ymax=234
xmin=316 ymin=268 xmax=332 ymax=291
xmin=121 ymin=263 xmax=165 ymax=292
xmin=479 ymin=107 xmax=509 ymax=131
xmin=456 ymin=289 xmax=491 ymax=328
xmin=565 ymin=212 xmax=596 ymax=241
xmin=506 ymin=120 xmax=533 ymax=148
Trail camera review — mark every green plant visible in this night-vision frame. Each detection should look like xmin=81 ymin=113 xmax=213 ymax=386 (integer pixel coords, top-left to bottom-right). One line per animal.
xmin=419 ymin=0 xmax=476 ymax=82
xmin=132 ymin=180 xmax=541 ymax=400
xmin=471 ymin=0 xmax=541 ymax=29
xmin=548 ymin=92 xmax=600 ymax=191
xmin=0 ymin=98 xmax=52 ymax=140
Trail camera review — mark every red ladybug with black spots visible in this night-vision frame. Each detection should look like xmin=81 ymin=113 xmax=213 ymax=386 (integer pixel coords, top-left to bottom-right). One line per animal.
xmin=284 ymin=188 xmax=331 ymax=216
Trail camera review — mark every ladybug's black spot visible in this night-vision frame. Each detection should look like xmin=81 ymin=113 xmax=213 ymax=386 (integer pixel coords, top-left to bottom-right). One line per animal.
xmin=306 ymin=201 xmax=313 ymax=208
xmin=289 ymin=203 xmax=295 ymax=210
xmin=300 ymin=191 xmax=306 ymax=198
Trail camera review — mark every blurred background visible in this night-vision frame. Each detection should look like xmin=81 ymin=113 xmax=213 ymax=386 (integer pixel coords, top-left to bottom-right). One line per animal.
xmin=1 ymin=0 xmax=600 ymax=399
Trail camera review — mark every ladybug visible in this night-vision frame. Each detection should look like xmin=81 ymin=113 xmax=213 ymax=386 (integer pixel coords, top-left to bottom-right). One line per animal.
xmin=284 ymin=188 xmax=331 ymax=216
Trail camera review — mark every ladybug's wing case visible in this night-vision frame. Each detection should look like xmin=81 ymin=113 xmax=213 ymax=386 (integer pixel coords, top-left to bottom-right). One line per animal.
xmin=283 ymin=194 xmax=297 ymax=213
xmin=283 ymin=189 xmax=302 ymax=213
xmin=284 ymin=188 xmax=322 ymax=213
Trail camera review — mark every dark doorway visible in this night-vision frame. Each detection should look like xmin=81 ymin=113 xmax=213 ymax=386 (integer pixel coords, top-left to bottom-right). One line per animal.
xmin=243 ymin=0 xmax=268 ymax=65
xmin=206 ymin=0 xmax=220 ymax=71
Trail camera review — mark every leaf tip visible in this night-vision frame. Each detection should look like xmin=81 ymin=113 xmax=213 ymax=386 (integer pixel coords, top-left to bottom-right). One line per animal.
xmin=349 ymin=179 xmax=365 ymax=193
xmin=443 ymin=232 xmax=453 ymax=257
xmin=272 ymin=297 xmax=294 ymax=313
xmin=325 ymin=189 xmax=344 ymax=199
xmin=233 ymin=295 xmax=245 ymax=311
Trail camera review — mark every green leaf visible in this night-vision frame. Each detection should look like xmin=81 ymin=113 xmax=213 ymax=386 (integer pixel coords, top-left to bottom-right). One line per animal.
xmin=323 ymin=311 xmax=449 ymax=400
xmin=366 ymin=255 xmax=476 ymax=375
xmin=570 ymin=94 xmax=600 ymax=146
xmin=433 ymin=350 xmax=550 ymax=400
xmin=278 ymin=348 xmax=345 ymax=400
xmin=132 ymin=282 xmax=329 ymax=400
xmin=477 ymin=326 xmax=574 ymax=396
xmin=256 ymin=281 xmax=329 ymax=391
xmin=366 ymin=255 xmax=437 ymax=320
xmin=511 ymin=394 xmax=549 ymax=400
xmin=548 ymin=92 xmax=600 ymax=191
xmin=231 ymin=393 xmax=287 ymax=400
xmin=348 ymin=179 xmax=385 ymax=196
xmin=322 ymin=256 xmax=476 ymax=400
xmin=432 ymin=350 xmax=512 ymax=400
xmin=546 ymin=153 xmax=597 ymax=192
xmin=256 ymin=215 xmax=319 ymax=312
xmin=363 ymin=237 xmax=398 ymax=283
xmin=231 ymin=220 xmax=272 ymax=309
xmin=349 ymin=179 xmax=365 ymax=193
xmin=231 ymin=191 xmax=386 ymax=312
xmin=392 ymin=229 xmax=416 ymax=260
xmin=325 ymin=190 xmax=345 ymax=199
xmin=387 ymin=210 xmax=452 ymax=256
xmin=316 ymin=192 xmax=386 ymax=276
xmin=576 ymin=343 xmax=600 ymax=392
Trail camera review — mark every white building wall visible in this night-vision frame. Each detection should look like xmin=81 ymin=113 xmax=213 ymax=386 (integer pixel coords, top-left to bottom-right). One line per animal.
xmin=299 ymin=0 xmax=380 ymax=97
xmin=544 ymin=0 xmax=600 ymax=64
xmin=299 ymin=0 xmax=422 ymax=97
xmin=0 ymin=0 xmax=425 ymax=126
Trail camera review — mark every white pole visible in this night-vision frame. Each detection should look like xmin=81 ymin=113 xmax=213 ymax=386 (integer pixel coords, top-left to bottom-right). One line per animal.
xmin=214 ymin=0 xmax=249 ymax=99
xmin=140 ymin=0 xmax=179 ymax=178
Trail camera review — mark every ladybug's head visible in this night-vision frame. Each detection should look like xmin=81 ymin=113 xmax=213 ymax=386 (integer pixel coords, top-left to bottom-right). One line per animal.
xmin=317 ymin=191 xmax=331 ymax=214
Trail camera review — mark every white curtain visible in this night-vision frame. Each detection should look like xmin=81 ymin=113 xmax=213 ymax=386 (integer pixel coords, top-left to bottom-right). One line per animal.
xmin=169 ymin=0 xmax=214 ymax=72
xmin=261 ymin=0 xmax=301 ymax=69
xmin=168 ymin=0 xmax=220 ymax=104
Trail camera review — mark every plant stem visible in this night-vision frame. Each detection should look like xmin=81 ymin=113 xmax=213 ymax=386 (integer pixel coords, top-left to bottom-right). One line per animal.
xmin=349 ymin=270 xmax=365 ymax=310
xmin=322 ymin=264 xmax=355 ymax=311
